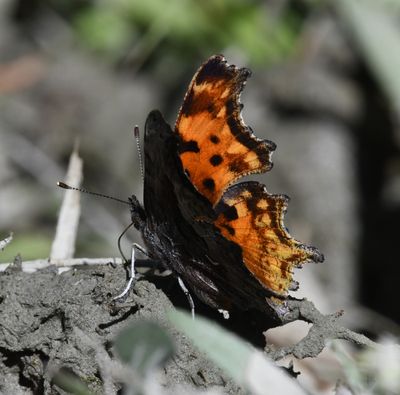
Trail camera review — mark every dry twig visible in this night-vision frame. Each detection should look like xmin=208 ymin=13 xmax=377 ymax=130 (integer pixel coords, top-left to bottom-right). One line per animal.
xmin=50 ymin=146 xmax=83 ymax=261
xmin=0 ymin=257 xmax=123 ymax=273
xmin=267 ymin=298 xmax=376 ymax=361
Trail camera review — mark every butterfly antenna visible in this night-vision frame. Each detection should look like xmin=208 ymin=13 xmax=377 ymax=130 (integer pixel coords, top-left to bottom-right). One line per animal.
xmin=57 ymin=182 xmax=130 ymax=205
xmin=117 ymin=222 xmax=134 ymax=263
xmin=134 ymin=125 xmax=144 ymax=182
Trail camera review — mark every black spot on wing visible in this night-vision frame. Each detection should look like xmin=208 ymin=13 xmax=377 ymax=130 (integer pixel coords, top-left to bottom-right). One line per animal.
xmin=215 ymin=199 xmax=239 ymax=221
xmin=221 ymin=223 xmax=235 ymax=236
xmin=229 ymin=158 xmax=250 ymax=174
xmin=179 ymin=139 xmax=200 ymax=153
xmin=210 ymin=135 xmax=220 ymax=144
xmin=223 ymin=205 xmax=238 ymax=221
xmin=203 ymin=178 xmax=215 ymax=191
xmin=210 ymin=155 xmax=223 ymax=166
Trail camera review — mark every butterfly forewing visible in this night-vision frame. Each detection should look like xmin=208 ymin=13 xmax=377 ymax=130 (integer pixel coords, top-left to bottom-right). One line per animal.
xmin=175 ymin=55 xmax=275 ymax=206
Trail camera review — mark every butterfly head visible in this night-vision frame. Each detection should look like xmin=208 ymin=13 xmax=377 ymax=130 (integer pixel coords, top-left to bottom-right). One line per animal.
xmin=129 ymin=195 xmax=146 ymax=231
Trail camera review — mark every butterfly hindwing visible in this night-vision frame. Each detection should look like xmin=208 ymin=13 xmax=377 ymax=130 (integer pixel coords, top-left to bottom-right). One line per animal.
xmin=214 ymin=181 xmax=324 ymax=296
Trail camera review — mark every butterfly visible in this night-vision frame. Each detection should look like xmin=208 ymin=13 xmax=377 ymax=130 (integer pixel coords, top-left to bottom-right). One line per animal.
xmin=129 ymin=55 xmax=324 ymax=322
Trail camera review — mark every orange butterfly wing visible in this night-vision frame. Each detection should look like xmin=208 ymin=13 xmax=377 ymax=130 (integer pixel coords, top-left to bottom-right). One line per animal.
xmin=215 ymin=182 xmax=324 ymax=296
xmin=174 ymin=55 xmax=323 ymax=300
xmin=175 ymin=55 xmax=275 ymax=206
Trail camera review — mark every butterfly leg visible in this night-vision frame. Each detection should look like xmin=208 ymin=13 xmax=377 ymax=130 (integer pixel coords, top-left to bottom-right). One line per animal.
xmin=177 ymin=276 xmax=195 ymax=320
xmin=113 ymin=243 xmax=146 ymax=300
xmin=132 ymin=243 xmax=147 ymax=256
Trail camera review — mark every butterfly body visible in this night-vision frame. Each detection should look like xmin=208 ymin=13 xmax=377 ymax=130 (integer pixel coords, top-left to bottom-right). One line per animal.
xmin=129 ymin=56 xmax=323 ymax=322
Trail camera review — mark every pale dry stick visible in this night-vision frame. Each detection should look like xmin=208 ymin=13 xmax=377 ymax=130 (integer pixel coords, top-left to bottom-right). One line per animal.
xmin=263 ymin=299 xmax=377 ymax=394
xmin=50 ymin=146 xmax=83 ymax=261
xmin=0 ymin=257 xmax=123 ymax=273
xmin=267 ymin=299 xmax=376 ymax=361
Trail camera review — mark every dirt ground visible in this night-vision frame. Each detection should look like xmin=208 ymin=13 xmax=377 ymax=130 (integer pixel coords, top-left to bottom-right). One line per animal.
xmin=0 ymin=263 xmax=245 ymax=394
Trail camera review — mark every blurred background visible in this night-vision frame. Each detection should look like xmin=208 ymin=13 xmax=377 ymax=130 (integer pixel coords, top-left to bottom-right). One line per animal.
xmin=1 ymin=0 xmax=399 ymax=341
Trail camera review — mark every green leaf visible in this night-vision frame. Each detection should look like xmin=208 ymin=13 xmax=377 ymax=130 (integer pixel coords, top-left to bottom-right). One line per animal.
xmin=52 ymin=369 xmax=93 ymax=395
xmin=169 ymin=309 xmax=252 ymax=381
xmin=114 ymin=320 xmax=175 ymax=375
xmin=72 ymin=0 xmax=300 ymax=65
xmin=168 ymin=309 xmax=307 ymax=395
xmin=74 ymin=8 xmax=132 ymax=55
xmin=0 ymin=233 xmax=51 ymax=264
